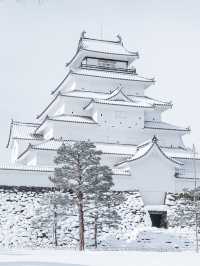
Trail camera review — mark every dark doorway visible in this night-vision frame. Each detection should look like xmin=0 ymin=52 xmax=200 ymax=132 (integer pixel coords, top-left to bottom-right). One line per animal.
xmin=149 ymin=211 xmax=167 ymax=228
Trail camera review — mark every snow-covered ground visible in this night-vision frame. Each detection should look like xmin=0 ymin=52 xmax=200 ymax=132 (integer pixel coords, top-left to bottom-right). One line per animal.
xmin=0 ymin=249 xmax=200 ymax=266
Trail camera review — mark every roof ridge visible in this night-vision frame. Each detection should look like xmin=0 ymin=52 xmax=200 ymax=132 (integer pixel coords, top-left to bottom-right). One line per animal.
xmin=82 ymin=36 xmax=120 ymax=44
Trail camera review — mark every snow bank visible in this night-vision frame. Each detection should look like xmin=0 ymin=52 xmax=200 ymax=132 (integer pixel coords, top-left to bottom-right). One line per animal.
xmin=0 ymin=249 xmax=200 ymax=266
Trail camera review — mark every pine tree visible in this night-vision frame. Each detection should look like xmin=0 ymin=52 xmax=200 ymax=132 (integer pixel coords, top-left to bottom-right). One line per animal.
xmin=49 ymin=141 xmax=114 ymax=250
xmin=86 ymin=192 xmax=124 ymax=248
xmin=31 ymin=189 xmax=70 ymax=247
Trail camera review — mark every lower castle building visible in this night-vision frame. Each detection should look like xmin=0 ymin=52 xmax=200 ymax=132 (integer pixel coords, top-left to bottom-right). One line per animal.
xmin=1 ymin=32 xmax=200 ymax=211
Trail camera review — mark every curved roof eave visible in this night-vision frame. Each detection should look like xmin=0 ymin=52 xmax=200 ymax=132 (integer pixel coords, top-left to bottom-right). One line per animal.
xmin=51 ymin=70 xmax=72 ymax=95
xmin=115 ymin=137 xmax=184 ymax=167
xmin=17 ymin=143 xmax=32 ymax=160
xmin=6 ymin=119 xmax=14 ymax=148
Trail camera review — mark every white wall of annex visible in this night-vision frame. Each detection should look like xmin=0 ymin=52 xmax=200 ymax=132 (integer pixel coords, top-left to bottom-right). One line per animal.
xmin=0 ymin=170 xmax=52 ymax=187
xmin=127 ymin=146 xmax=176 ymax=205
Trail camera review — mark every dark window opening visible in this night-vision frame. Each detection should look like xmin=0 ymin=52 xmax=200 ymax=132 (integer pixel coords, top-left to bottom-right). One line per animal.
xmin=149 ymin=211 xmax=167 ymax=228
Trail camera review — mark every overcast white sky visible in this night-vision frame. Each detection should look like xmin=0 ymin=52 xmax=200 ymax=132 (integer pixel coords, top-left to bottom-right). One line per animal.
xmin=0 ymin=0 xmax=200 ymax=162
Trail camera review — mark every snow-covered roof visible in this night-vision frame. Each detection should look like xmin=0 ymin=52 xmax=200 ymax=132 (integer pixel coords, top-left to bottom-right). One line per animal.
xmin=51 ymin=70 xmax=154 ymax=96
xmin=163 ymin=147 xmax=200 ymax=161
xmin=0 ymin=163 xmax=53 ymax=173
xmin=17 ymin=139 xmax=138 ymax=160
xmin=51 ymin=68 xmax=154 ymax=95
xmin=6 ymin=120 xmax=43 ymax=148
xmin=61 ymin=90 xmax=171 ymax=108
xmin=32 ymin=139 xmax=137 ymax=155
xmin=115 ymin=137 xmax=184 ymax=166
xmin=37 ymin=89 xmax=170 ymax=120
xmin=84 ymin=98 xmax=153 ymax=109
xmin=72 ymin=68 xmax=154 ymax=83
xmin=0 ymin=163 xmax=130 ymax=177
xmin=130 ymin=95 xmax=172 ymax=108
xmin=80 ymin=36 xmax=138 ymax=56
xmin=65 ymin=32 xmax=139 ymax=68
xmin=35 ymin=115 xmax=96 ymax=134
xmin=48 ymin=114 xmax=96 ymax=124
xmin=144 ymin=121 xmax=190 ymax=133
xmin=16 ymin=134 xmax=200 ymax=165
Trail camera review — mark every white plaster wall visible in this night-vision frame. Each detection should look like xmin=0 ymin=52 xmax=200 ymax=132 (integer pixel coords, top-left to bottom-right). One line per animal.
xmin=127 ymin=146 xmax=176 ymax=205
xmin=50 ymin=120 xmax=184 ymax=148
xmin=11 ymin=140 xmax=19 ymax=163
xmin=0 ymin=170 xmax=52 ymax=187
xmin=144 ymin=110 xmax=162 ymax=121
xmin=94 ymin=104 xmax=144 ymax=129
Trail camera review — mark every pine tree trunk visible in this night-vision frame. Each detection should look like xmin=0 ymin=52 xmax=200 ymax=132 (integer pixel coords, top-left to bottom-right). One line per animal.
xmin=94 ymin=215 xmax=98 ymax=249
xmin=53 ymin=204 xmax=58 ymax=247
xmin=78 ymin=200 xmax=85 ymax=250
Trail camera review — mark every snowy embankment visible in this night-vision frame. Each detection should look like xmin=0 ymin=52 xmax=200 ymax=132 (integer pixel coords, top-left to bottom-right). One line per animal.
xmin=0 ymin=249 xmax=200 ymax=266
xmin=0 ymin=187 xmax=197 ymax=251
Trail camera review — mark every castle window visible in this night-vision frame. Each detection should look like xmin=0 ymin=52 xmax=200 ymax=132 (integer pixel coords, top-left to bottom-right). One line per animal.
xmin=98 ymin=59 xmax=116 ymax=69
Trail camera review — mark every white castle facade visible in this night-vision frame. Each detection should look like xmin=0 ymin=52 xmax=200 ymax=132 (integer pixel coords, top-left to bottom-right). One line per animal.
xmin=1 ymin=32 xmax=200 ymax=206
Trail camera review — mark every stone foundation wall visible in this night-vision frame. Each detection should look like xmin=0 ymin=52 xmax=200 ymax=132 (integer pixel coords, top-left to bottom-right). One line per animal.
xmin=0 ymin=186 xmax=145 ymax=248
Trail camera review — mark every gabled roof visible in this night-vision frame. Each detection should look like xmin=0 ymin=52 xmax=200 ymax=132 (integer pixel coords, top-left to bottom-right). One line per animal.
xmin=83 ymin=98 xmax=153 ymax=110
xmin=65 ymin=31 xmax=139 ymax=67
xmin=38 ymin=89 xmax=170 ymax=120
xmin=115 ymin=136 xmax=184 ymax=167
xmin=16 ymin=136 xmax=200 ymax=163
xmin=6 ymin=120 xmax=43 ymax=148
xmin=144 ymin=121 xmax=190 ymax=133
xmin=105 ymin=87 xmax=135 ymax=102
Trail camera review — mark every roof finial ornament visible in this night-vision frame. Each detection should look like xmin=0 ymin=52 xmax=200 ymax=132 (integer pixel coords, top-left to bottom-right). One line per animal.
xmin=78 ymin=30 xmax=86 ymax=49
xmin=81 ymin=30 xmax=86 ymax=39
xmin=116 ymin=34 xmax=123 ymax=45
xmin=152 ymin=135 xmax=158 ymax=143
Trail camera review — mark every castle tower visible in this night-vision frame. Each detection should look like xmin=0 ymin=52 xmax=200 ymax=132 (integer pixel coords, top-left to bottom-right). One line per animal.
xmin=2 ymin=32 xmax=199 ymax=205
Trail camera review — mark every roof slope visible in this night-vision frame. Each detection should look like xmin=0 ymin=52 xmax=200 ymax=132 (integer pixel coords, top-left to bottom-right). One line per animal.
xmin=7 ymin=120 xmax=42 ymax=148
xmin=115 ymin=137 xmax=184 ymax=166
xmin=72 ymin=68 xmax=154 ymax=83
xmin=37 ymin=89 xmax=170 ymax=120
xmin=144 ymin=121 xmax=190 ymax=132
xmin=0 ymin=163 xmax=130 ymax=176
xmin=80 ymin=36 xmax=138 ymax=56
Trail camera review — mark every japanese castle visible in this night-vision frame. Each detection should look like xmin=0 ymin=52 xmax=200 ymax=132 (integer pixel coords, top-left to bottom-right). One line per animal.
xmin=1 ymin=31 xmax=199 ymax=205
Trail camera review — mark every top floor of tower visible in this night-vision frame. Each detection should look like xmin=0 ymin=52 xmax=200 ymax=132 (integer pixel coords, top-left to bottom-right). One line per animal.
xmin=66 ymin=31 xmax=139 ymax=73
